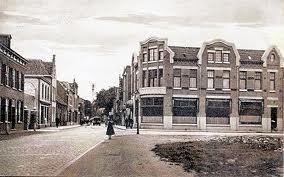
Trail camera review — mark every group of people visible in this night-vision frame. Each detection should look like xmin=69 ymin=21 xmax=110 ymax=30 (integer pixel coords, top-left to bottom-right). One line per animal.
xmin=125 ymin=118 xmax=133 ymax=129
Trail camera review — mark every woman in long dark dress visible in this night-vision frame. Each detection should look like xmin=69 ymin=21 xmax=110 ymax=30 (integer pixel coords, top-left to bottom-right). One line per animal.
xmin=106 ymin=116 xmax=115 ymax=139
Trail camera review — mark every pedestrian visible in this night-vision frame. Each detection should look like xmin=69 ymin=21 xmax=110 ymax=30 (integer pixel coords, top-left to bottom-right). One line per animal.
xmin=106 ymin=115 xmax=115 ymax=140
xmin=56 ymin=117 xmax=60 ymax=128
xmin=129 ymin=118 xmax=133 ymax=129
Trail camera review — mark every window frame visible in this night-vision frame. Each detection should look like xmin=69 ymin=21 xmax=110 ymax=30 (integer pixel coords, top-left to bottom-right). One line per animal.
xmin=239 ymin=71 xmax=247 ymax=90
xmin=207 ymin=70 xmax=215 ymax=89
xmin=173 ymin=69 xmax=181 ymax=88
xmin=269 ymin=72 xmax=276 ymax=91
xmin=207 ymin=52 xmax=214 ymax=63
xmin=223 ymin=53 xmax=229 ymax=63
xmin=254 ymin=72 xmax=262 ymax=90
xmin=189 ymin=69 xmax=197 ymax=88
xmin=222 ymin=70 xmax=230 ymax=89
xmin=215 ymin=50 xmax=222 ymax=63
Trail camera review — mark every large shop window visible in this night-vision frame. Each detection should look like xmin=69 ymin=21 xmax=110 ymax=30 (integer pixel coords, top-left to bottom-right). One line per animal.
xmin=239 ymin=100 xmax=263 ymax=124
xmin=206 ymin=99 xmax=231 ymax=124
xmin=206 ymin=99 xmax=231 ymax=117
xmin=173 ymin=98 xmax=198 ymax=117
xmin=141 ymin=97 xmax=163 ymax=116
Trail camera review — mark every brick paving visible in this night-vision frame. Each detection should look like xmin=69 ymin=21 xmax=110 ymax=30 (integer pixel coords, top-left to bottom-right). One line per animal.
xmin=0 ymin=126 xmax=110 ymax=176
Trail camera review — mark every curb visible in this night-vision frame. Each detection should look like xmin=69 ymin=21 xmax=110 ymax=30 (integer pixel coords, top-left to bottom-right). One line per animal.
xmin=114 ymin=126 xmax=127 ymax=130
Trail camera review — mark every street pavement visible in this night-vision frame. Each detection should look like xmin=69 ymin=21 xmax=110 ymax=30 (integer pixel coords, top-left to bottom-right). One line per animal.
xmin=58 ymin=134 xmax=194 ymax=177
xmin=0 ymin=125 xmax=111 ymax=176
xmin=0 ymin=125 xmax=283 ymax=176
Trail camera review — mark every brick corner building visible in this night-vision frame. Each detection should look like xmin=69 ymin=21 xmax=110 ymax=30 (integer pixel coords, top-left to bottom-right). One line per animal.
xmin=0 ymin=34 xmax=28 ymax=132
xmin=118 ymin=37 xmax=284 ymax=132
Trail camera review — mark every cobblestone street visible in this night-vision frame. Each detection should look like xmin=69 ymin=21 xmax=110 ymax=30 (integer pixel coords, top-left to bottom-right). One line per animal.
xmin=0 ymin=126 xmax=112 ymax=176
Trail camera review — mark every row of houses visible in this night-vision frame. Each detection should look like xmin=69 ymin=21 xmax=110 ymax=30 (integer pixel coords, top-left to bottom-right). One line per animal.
xmin=114 ymin=37 xmax=284 ymax=132
xmin=0 ymin=34 xmax=90 ymax=133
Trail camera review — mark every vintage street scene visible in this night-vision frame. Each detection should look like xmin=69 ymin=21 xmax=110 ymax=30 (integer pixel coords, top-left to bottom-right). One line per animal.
xmin=0 ymin=0 xmax=283 ymax=177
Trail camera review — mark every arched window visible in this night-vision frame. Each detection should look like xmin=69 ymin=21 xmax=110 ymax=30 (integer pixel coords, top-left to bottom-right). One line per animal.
xmin=270 ymin=54 xmax=275 ymax=62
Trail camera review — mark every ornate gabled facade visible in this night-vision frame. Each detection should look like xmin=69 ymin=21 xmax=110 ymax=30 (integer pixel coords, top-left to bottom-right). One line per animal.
xmin=122 ymin=37 xmax=284 ymax=132
xmin=24 ymin=56 xmax=56 ymax=128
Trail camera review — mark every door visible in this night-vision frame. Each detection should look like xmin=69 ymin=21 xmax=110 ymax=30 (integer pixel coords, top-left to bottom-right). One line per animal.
xmin=271 ymin=107 xmax=277 ymax=130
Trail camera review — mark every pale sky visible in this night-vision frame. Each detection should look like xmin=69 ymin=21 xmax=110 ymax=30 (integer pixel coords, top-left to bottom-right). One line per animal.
xmin=0 ymin=0 xmax=283 ymax=100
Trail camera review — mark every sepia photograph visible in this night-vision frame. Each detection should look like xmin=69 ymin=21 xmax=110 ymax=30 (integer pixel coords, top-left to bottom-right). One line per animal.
xmin=0 ymin=0 xmax=283 ymax=176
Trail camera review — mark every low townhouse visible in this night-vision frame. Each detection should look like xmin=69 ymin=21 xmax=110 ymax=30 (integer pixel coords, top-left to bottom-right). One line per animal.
xmin=125 ymin=37 xmax=284 ymax=132
xmin=59 ymin=79 xmax=79 ymax=125
xmin=56 ymin=80 xmax=68 ymax=126
xmin=24 ymin=56 xmax=56 ymax=128
xmin=0 ymin=34 xmax=27 ymax=132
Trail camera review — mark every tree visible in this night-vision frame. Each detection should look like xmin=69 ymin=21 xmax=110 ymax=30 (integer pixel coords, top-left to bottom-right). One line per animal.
xmin=95 ymin=87 xmax=116 ymax=115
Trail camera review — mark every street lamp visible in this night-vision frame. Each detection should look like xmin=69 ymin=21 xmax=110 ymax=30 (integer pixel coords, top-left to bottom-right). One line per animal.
xmin=135 ymin=90 xmax=140 ymax=135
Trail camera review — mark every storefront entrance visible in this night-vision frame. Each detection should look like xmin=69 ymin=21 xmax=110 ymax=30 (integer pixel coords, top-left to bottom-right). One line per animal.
xmin=271 ymin=107 xmax=277 ymax=130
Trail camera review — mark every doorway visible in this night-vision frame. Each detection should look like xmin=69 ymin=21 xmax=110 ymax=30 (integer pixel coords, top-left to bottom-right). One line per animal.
xmin=271 ymin=107 xmax=277 ymax=130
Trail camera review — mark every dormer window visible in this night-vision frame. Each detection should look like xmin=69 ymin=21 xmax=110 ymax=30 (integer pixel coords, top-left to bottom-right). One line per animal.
xmin=215 ymin=50 xmax=222 ymax=62
xmin=143 ymin=53 xmax=147 ymax=62
xmin=208 ymin=53 xmax=214 ymax=63
xmin=223 ymin=53 xmax=229 ymax=62
xmin=270 ymin=54 xmax=275 ymax=62
xmin=159 ymin=51 xmax=163 ymax=60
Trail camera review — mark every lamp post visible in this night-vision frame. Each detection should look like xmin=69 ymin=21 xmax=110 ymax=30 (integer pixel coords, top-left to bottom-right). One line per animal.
xmin=135 ymin=90 xmax=140 ymax=135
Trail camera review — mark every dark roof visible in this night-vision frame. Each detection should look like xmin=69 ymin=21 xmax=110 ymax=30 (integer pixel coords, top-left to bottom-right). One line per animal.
xmin=238 ymin=49 xmax=265 ymax=61
xmin=169 ymin=46 xmax=200 ymax=60
xmin=25 ymin=59 xmax=53 ymax=75
xmin=56 ymin=80 xmax=68 ymax=106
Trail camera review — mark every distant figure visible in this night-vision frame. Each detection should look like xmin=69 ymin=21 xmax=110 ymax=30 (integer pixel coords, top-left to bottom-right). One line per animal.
xmin=56 ymin=117 xmax=60 ymax=128
xmin=106 ymin=116 xmax=115 ymax=139
xmin=129 ymin=118 xmax=133 ymax=129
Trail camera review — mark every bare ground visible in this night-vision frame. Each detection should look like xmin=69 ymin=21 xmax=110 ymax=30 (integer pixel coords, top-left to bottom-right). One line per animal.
xmin=152 ymin=136 xmax=284 ymax=177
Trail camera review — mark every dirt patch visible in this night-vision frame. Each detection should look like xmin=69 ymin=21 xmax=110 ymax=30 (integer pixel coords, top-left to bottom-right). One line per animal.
xmin=152 ymin=136 xmax=283 ymax=177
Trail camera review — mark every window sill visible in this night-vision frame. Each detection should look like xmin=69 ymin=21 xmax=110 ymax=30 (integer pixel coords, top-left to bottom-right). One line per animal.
xmin=239 ymin=124 xmax=262 ymax=127
xmin=189 ymin=88 xmax=198 ymax=91
xmin=254 ymin=90 xmax=262 ymax=92
xmin=173 ymin=87 xmax=182 ymax=90
xmin=223 ymin=62 xmax=230 ymax=64
xmin=206 ymin=124 xmax=230 ymax=127
xmin=215 ymin=62 xmax=222 ymax=64
xmin=269 ymin=91 xmax=276 ymax=93
xmin=239 ymin=89 xmax=247 ymax=92
xmin=207 ymin=88 xmax=215 ymax=91
xmin=222 ymin=89 xmax=231 ymax=91
xmin=208 ymin=61 xmax=214 ymax=63
xmin=142 ymin=61 xmax=161 ymax=64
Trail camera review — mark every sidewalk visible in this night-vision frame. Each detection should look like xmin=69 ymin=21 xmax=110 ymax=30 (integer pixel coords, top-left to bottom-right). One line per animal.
xmin=0 ymin=125 xmax=81 ymax=140
xmin=114 ymin=126 xmax=284 ymax=137
xmin=36 ymin=124 xmax=81 ymax=132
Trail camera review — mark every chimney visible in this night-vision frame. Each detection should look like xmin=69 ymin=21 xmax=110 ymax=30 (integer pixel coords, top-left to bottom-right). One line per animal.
xmin=0 ymin=34 xmax=12 ymax=48
xmin=52 ymin=54 xmax=56 ymax=63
